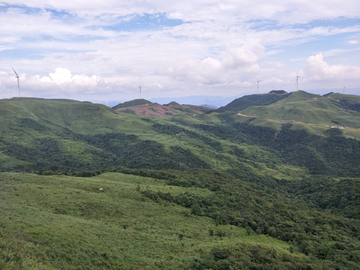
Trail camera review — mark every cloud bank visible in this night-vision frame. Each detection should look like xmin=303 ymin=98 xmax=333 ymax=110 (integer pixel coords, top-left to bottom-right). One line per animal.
xmin=0 ymin=1 xmax=359 ymax=100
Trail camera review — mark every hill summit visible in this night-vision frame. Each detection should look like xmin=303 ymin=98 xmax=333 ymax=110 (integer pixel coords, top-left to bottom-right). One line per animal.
xmin=112 ymin=99 xmax=212 ymax=116
xmin=217 ymin=91 xmax=290 ymax=112
xmin=112 ymin=99 xmax=154 ymax=110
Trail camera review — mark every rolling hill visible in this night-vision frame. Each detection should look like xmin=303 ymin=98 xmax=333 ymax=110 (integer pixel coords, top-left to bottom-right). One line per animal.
xmin=112 ymin=99 xmax=212 ymax=116
xmin=1 ymin=93 xmax=360 ymax=269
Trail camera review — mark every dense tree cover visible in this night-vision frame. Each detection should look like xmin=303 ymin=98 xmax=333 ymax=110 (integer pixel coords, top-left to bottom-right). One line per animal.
xmin=286 ymin=176 xmax=360 ymax=220
xmin=196 ymin=116 xmax=360 ymax=176
xmin=190 ymin=245 xmax=338 ymax=270
xmin=1 ymin=131 xmax=210 ymax=172
xmin=18 ymin=117 xmax=49 ymax=131
xmin=141 ymin=168 xmax=360 ymax=269
xmin=152 ymin=123 xmax=223 ymax=151
xmin=152 ymin=123 xmax=185 ymax=135
xmin=3 ymin=138 xmax=96 ymax=172
xmin=337 ymin=98 xmax=360 ymax=112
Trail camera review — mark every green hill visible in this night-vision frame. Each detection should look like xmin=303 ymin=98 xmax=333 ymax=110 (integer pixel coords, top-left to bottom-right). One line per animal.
xmin=2 ymin=94 xmax=360 ymax=176
xmin=216 ymin=91 xmax=289 ymax=113
xmin=235 ymin=91 xmax=360 ymax=131
xmin=1 ymin=95 xmax=360 ymax=269
xmin=112 ymin=99 xmax=154 ymax=110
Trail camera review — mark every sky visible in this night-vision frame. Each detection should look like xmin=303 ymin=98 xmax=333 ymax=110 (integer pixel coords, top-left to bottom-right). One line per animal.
xmin=0 ymin=0 xmax=359 ymax=104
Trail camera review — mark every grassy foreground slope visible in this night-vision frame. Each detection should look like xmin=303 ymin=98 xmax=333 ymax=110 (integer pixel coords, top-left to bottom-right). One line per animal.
xmin=1 ymin=172 xmax=304 ymax=270
xmin=1 ymin=171 xmax=360 ymax=269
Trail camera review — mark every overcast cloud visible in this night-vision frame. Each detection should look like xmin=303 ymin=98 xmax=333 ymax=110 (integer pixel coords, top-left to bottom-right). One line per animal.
xmin=0 ymin=0 xmax=359 ymax=103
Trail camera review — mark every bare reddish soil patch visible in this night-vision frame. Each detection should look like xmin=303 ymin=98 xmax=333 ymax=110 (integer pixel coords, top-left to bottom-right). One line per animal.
xmin=116 ymin=103 xmax=205 ymax=116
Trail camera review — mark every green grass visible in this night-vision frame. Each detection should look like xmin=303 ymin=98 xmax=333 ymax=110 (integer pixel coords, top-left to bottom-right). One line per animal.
xmin=241 ymin=92 xmax=360 ymax=129
xmin=112 ymin=99 xmax=154 ymax=110
xmin=0 ymin=172 xmax=296 ymax=269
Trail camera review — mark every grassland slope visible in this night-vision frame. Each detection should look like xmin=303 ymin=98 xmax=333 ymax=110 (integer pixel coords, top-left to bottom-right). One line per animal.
xmin=216 ymin=91 xmax=289 ymax=113
xmin=238 ymin=91 xmax=360 ymax=129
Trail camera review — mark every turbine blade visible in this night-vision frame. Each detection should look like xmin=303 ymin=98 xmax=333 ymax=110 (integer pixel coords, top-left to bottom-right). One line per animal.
xmin=11 ymin=66 xmax=19 ymax=77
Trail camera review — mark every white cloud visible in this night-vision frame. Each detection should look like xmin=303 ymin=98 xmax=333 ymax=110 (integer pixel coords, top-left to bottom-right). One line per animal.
xmin=163 ymin=42 xmax=264 ymax=85
xmin=37 ymin=68 xmax=102 ymax=87
xmin=4 ymin=0 xmax=360 ymax=24
xmin=0 ymin=1 xmax=359 ymax=100
xmin=305 ymin=53 xmax=360 ymax=82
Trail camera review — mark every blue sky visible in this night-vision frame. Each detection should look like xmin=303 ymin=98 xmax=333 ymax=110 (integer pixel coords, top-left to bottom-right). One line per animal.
xmin=0 ymin=1 xmax=359 ymax=103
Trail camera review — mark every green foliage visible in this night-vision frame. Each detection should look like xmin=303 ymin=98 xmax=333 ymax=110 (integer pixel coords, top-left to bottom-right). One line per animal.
xmin=152 ymin=123 xmax=223 ymax=151
xmin=142 ymin=168 xmax=360 ymax=269
xmin=196 ymin=119 xmax=360 ymax=176
xmin=1 ymin=96 xmax=360 ymax=269
xmin=0 ymin=172 xmax=299 ymax=269
xmin=189 ymin=244 xmax=346 ymax=269
xmin=239 ymin=91 xmax=360 ymax=129
xmin=152 ymin=123 xmax=185 ymax=135
xmin=286 ymin=176 xmax=360 ymax=219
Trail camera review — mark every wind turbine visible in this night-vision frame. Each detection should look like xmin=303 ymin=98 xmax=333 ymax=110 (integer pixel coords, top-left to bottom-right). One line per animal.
xmin=139 ymin=78 xmax=142 ymax=99
xmin=11 ymin=66 xmax=20 ymax=97
xmin=296 ymin=74 xmax=301 ymax=92
xmin=257 ymin=80 xmax=261 ymax=94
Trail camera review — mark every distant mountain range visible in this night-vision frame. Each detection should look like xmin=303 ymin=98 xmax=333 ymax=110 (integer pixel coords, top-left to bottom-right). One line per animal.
xmin=1 ymin=90 xmax=360 ymax=174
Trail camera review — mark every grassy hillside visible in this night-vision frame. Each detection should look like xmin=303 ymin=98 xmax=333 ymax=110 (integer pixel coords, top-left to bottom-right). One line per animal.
xmin=1 ymin=171 xmax=359 ymax=269
xmin=0 ymin=172 xmax=299 ymax=269
xmin=235 ymin=92 xmax=360 ymax=135
xmin=1 ymin=95 xmax=360 ymax=269
xmin=216 ymin=91 xmax=289 ymax=113
xmin=1 ymin=96 xmax=360 ymax=177
xmin=0 ymin=98 xmax=301 ymax=179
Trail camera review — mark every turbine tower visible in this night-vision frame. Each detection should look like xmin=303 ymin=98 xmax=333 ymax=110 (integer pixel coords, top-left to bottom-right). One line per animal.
xmin=296 ymin=75 xmax=301 ymax=91
xmin=11 ymin=66 xmax=20 ymax=97
xmin=257 ymin=80 xmax=261 ymax=94
xmin=139 ymin=78 xmax=142 ymax=99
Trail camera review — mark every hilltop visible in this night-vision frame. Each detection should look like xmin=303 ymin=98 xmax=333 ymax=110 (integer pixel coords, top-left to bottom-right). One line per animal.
xmin=218 ymin=91 xmax=360 ymax=135
xmin=216 ymin=90 xmax=289 ymax=112
xmin=112 ymin=99 xmax=213 ymax=116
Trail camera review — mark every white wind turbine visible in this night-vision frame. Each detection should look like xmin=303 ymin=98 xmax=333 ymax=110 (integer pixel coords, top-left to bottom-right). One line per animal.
xmin=139 ymin=78 xmax=142 ymax=99
xmin=11 ymin=66 xmax=20 ymax=97
xmin=296 ymin=73 xmax=301 ymax=92
xmin=257 ymin=80 xmax=261 ymax=94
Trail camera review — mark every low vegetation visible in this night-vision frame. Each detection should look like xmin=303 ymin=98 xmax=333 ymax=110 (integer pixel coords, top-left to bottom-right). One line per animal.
xmin=1 ymin=92 xmax=360 ymax=269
